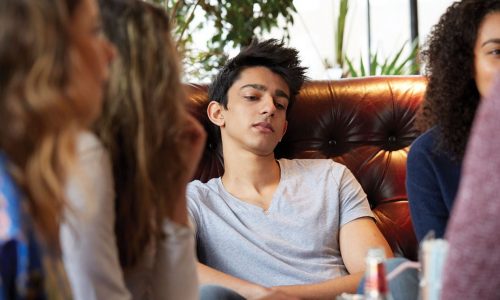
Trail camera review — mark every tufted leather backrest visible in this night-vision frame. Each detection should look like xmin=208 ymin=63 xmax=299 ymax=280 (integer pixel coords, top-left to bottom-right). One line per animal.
xmin=186 ymin=76 xmax=426 ymax=260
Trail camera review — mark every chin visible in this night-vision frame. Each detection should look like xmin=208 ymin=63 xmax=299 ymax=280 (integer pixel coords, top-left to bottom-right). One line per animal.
xmin=80 ymin=104 xmax=102 ymax=128
xmin=253 ymin=147 xmax=276 ymax=157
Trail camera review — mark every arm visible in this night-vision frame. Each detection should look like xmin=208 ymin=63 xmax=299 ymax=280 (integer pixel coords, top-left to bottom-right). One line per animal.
xmin=406 ymin=140 xmax=449 ymax=241
xmin=150 ymin=221 xmax=199 ymax=300
xmin=273 ymin=273 xmax=363 ymax=300
xmin=170 ymin=113 xmax=206 ymax=225
xmin=148 ymin=114 xmax=207 ymax=299
xmin=197 ymin=262 xmax=272 ymax=299
xmin=273 ymin=218 xmax=393 ymax=300
xmin=340 ymin=217 xmax=393 ymax=272
xmin=61 ymin=133 xmax=131 ymax=300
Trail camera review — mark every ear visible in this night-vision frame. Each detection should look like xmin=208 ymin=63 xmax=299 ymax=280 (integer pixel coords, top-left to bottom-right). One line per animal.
xmin=279 ymin=120 xmax=288 ymax=142
xmin=207 ymin=101 xmax=225 ymax=127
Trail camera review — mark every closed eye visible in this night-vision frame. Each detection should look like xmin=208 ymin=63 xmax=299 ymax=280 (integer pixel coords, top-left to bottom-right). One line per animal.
xmin=244 ymin=95 xmax=259 ymax=101
xmin=489 ymin=48 xmax=500 ymax=55
xmin=275 ymin=103 xmax=287 ymax=110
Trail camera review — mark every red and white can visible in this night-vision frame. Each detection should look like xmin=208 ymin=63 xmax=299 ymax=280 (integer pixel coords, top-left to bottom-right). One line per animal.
xmin=364 ymin=247 xmax=391 ymax=300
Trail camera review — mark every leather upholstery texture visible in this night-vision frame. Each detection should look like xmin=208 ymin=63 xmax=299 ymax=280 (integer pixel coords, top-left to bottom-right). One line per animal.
xmin=186 ymin=76 xmax=427 ymax=260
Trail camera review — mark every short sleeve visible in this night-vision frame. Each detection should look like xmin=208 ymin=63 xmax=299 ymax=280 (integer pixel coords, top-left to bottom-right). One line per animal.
xmin=337 ymin=164 xmax=374 ymax=227
xmin=186 ymin=180 xmax=205 ymax=235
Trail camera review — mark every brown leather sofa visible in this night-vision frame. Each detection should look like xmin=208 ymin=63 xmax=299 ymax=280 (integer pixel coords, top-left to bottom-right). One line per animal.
xmin=186 ymin=75 xmax=427 ymax=261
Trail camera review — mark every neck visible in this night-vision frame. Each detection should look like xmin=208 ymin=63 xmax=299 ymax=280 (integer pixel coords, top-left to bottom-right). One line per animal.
xmin=222 ymin=148 xmax=280 ymax=192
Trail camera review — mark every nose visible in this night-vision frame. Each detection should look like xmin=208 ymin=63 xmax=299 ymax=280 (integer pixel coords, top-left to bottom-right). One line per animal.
xmin=260 ymin=94 xmax=277 ymax=116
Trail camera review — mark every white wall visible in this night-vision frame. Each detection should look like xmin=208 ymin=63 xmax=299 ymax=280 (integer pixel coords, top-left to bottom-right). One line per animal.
xmin=184 ymin=0 xmax=456 ymax=81
xmin=262 ymin=0 xmax=455 ymax=79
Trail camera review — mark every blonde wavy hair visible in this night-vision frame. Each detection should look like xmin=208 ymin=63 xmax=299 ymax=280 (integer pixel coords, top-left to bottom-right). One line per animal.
xmin=0 ymin=0 xmax=84 ymax=247
xmin=96 ymin=0 xmax=189 ymax=268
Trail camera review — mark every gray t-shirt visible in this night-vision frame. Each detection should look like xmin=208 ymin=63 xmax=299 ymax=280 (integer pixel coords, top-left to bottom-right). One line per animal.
xmin=187 ymin=159 xmax=373 ymax=286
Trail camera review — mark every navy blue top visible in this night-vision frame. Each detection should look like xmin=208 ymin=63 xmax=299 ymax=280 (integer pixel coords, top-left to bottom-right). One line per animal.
xmin=406 ymin=127 xmax=462 ymax=242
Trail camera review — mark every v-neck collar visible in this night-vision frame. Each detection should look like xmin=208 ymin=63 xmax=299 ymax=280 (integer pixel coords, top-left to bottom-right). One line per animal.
xmin=217 ymin=159 xmax=285 ymax=214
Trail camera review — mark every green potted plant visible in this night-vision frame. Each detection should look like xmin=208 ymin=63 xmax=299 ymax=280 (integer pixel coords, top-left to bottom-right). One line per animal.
xmin=345 ymin=39 xmax=419 ymax=77
xmin=150 ymin=0 xmax=297 ymax=81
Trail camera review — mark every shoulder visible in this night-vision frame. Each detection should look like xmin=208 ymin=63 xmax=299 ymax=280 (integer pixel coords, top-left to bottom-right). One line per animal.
xmin=65 ymin=132 xmax=114 ymax=213
xmin=186 ymin=178 xmax=222 ymax=223
xmin=73 ymin=131 xmax=112 ymax=178
xmin=187 ymin=178 xmax=217 ymax=193
xmin=187 ymin=178 xmax=220 ymax=203
xmin=76 ymin=131 xmax=107 ymax=160
xmin=279 ymin=158 xmax=348 ymax=178
xmin=279 ymin=159 xmax=353 ymax=189
xmin=279 ymin=158 xmax=346 ymax=171
xmin=410 ymin=127 xmax=440 ymax=154
xmin=407 ymin=127 xmax=454 ymax=170
xmin=408 ymin=127 xmax=445 ymax=165
xmin=70 ymin=132 xmax=112 ymax=189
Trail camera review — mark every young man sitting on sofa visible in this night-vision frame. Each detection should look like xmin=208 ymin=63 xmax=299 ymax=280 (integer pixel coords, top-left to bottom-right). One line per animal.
xmin=187 ymin=39 xmax=417 ymax=300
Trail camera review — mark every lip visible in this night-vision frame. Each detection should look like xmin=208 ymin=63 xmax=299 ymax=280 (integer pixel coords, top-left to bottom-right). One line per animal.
xmin=252 ymin=121 xmax=275 ymax=133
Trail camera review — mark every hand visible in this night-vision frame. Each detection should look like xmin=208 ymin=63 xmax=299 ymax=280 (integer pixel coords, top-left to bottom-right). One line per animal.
xmin=178 ymin=113 xmax=206 ymax=184
xmin=169 ymin=113 xmax=206 ymax=224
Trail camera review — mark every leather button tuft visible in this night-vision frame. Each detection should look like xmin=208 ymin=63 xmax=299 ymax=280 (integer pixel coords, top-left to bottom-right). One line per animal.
xmin=328 ymin=140 xmax=337 ymax=145
xmin=388 ymin=136 xmax=397 ymax=143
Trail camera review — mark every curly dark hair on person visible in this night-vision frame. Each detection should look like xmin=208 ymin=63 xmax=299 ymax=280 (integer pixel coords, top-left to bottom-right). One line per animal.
xmin=418 ymin=0 xmax=500 ymax=161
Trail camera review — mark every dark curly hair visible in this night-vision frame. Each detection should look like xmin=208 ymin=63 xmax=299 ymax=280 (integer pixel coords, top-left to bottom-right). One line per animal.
xmin=418 ymin=0 xmax=500 ymax=160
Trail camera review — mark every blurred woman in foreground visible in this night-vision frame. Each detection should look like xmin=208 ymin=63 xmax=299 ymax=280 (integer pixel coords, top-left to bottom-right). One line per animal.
xmin=0 ymin=0 xmax=115 ymax=298
xmin=61 ymin=0 xmax=208 ymax=299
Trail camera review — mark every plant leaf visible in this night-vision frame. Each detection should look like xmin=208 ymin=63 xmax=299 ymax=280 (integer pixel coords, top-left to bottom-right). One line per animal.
xmin=359 ymin=55 xmax=366 ymax=77
xmin=385 ymin=41 xmax=407 ymax=75
xmin=393 ymin=39 xmax=419 ymax=74
xmin=369 ymin=52 xmax=378 ymax=76
xmin=336 ymin=0 xmax=349 ymax=67
xmin=380 ymin=56 xmax=390 ymax=75
xmin=345 ymin=56 xmax=358 ymax=77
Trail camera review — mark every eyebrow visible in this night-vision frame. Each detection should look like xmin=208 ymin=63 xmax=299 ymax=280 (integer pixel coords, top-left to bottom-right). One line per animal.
xmin=240 ymin=84 xmax=290 ymax=100
xmin=481 ymin=38 xmax=500 ymax=47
